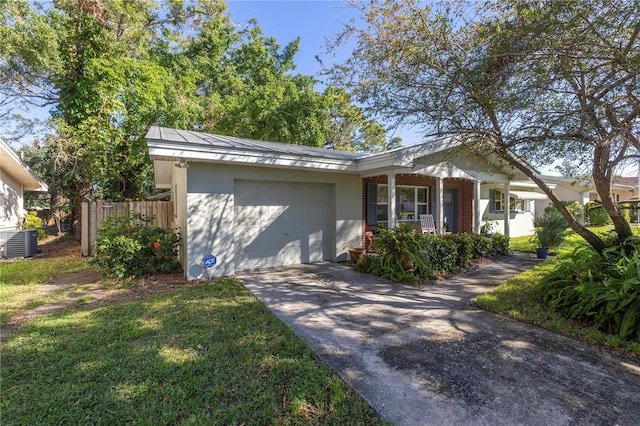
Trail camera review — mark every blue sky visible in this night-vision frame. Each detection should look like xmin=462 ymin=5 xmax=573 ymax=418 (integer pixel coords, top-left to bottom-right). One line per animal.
xmin=225 ymin=0 xmax=423 ymax=145
xmin=15 ymin=1 xmax=421 ymax=147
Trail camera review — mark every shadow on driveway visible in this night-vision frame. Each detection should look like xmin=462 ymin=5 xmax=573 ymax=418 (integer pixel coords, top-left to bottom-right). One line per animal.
xmin=237 ymin=252 xmax=640 ymax=425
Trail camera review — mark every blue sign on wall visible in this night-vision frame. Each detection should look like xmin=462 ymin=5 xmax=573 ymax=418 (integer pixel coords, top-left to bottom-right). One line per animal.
xmin=203 ymin=254 xmax=217 ymax=268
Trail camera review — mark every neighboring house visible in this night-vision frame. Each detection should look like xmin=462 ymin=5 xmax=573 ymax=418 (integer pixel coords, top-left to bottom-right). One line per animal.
xmin=147 ymin=126 xmax=536 ymax=280
xmin=0 ymin=138 xmax=48 ymax=231
xmin=537 ymin=175 xmax=639 ymax=222
xmin=480 ymin=181 xmax=550 ymax=237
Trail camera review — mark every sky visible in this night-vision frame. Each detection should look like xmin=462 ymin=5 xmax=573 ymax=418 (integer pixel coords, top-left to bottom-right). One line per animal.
xmin=225 ymin=0 xmax=424 ymax=146
xmin=12 ymin=1 xmax=421 ymax=147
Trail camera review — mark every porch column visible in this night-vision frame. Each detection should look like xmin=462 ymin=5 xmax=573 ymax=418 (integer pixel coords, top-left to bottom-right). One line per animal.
xmin=474 ymin=180 xmax=481 ymax=234
xmin=503 ymin=182 xmax=511 ymax=238
xmin=436 ymin=177 xmax=444 ymax=235
xmin=388 ymin=172 xmax=397 ymax=228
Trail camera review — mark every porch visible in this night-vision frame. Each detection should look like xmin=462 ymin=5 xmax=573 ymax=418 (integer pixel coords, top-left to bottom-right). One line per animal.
xmin=361 ymin=173 xmax=526 ymax=248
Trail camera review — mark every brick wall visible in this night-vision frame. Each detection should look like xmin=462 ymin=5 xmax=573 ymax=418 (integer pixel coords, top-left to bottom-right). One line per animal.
xmin=361 ymin=174 xmax=475 ymax=247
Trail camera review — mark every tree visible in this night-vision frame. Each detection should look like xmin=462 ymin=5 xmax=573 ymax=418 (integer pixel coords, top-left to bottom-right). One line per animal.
xmin=1 ymin=0 xmax=227 ymax=234
xmin=328 ymin=0 xmax=640 ymax=252
xmin=324 ymin=87 xmax=401 ymax=153
xmin=1 ymin=0 xmax=401 ymax=238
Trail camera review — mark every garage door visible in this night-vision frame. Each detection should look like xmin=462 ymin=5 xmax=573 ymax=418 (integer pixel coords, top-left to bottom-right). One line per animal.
xmin=234 ymin=180 xmax=332 ymax=271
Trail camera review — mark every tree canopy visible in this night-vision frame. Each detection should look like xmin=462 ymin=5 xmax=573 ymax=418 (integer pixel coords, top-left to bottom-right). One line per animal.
xmin=1 ymin=0 xmax=398 ymax=234
xmin=329 ymin=0 xmax=640 ymax=252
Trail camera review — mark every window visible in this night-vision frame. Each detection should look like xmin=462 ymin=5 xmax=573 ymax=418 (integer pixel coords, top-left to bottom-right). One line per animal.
xmin=492 ymin=190 xmax=531 ymax=212
xmin=367 ymin=184 xmax=430 ymax=224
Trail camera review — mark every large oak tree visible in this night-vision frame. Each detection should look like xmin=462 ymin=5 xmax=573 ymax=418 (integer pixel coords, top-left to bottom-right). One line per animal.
xmin=2 ymin=0 xmax=398 ymax=235
xmin=328 ymin=0 xmax=639 ymax=252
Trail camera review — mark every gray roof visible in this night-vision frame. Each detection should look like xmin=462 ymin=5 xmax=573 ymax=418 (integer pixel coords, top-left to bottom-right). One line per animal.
xmin=146 ymin=126 xmax=363 ymax=161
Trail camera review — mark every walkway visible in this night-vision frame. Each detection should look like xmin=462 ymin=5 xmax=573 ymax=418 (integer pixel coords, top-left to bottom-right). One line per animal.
xmin=237 ymin=252 xmax=640 ymax=425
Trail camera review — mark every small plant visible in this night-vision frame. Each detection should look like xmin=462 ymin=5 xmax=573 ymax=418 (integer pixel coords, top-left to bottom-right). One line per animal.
xmin=586 ymin=201 xmax=612 ymax=226
xmin=90 ymin=213 xmax=181 ymax=278
xmin=22 ymin=211 xmax=47 ymax=239
xmin=534 ymin=208 xmax=567 ymax=249
xmin=490 ymin=233 xmax=511 ymax=255
xmin=480 ymin=219 xmax=497 ymax=235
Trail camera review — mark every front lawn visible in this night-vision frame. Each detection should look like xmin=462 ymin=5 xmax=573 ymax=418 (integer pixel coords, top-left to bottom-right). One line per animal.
xmin=475 ymin=225 xmax=640 ymax=356
xmin=1 ymin=239 xmax=386 ymax=425
xmin=0 ymin=236 xmax=98 ymax=326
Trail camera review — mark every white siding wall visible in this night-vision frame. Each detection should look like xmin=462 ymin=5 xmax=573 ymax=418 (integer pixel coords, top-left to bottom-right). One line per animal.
xmin=183 ymin=163 xmax=361 ymax=280
xmin=479 ymin=186 xmax=536 ymax=238
xmin=171 ymin=165 xmax=188 ymax=268
xmin=0 ymin=171 xmax=24 ymax=230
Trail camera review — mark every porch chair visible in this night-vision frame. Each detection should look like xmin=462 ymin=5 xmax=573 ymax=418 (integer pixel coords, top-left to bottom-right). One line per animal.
xmin=419 ymin=214 xmax=437 ymax=235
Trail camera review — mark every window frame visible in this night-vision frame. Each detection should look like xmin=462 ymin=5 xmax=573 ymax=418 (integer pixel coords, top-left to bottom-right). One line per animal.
xmin=493 ymin=189 xmax=531 ymax=213
xmin=369 ymin=184 xmax=430 ymax=225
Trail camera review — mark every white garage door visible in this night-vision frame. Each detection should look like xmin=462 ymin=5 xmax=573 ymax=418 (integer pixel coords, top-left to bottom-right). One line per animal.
xmin=234 ymin=180 xmax=332 ymax=271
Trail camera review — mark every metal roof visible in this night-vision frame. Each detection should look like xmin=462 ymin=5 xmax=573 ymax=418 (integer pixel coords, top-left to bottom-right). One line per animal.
xmin=146 ymin=126 xmax=363 ymax=162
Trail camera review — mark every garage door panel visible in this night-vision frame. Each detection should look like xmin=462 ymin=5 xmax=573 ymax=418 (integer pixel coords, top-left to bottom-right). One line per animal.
xmin=234 ymin=181 xmax=332 ymax=271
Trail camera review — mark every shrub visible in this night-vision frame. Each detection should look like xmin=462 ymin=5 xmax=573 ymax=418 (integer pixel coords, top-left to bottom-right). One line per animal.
xmin=368 ymin=223 xmax=428 ymax=285
xmin=356 ymin=226 xmax=505 ymax=284
xmin=491 ymin=233 xmax=511 ymax=255
xmin=90 ymin=213 xmax=181 ymax=278
xmin=534 ymin=208 xmax=567 ymax=249
xmin=470 ymin=233 xmax=495 ymax=258
xmin=536 ymin=237 xmax=640 ymax=339
xmin=23 ymin=211 xmax=46 ymax=239
xmin=586 ymin=201 xmax=612 ymax=226
xmin=447 ymin=233 xmax=474 ymax=267
xmin=422 ymin=235 xmax=457 ymax=279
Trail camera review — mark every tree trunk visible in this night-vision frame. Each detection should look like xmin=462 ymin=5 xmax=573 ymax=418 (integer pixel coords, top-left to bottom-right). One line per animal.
xmin=592 ymin=146 xmax=633 ymax=244
xmin=496 ymin=148 xmax=608 ymax=254
xmin=72 ymin=179 xmax=92 ymax=241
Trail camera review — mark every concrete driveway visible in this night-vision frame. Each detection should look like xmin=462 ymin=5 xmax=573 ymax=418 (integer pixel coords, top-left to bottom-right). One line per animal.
xmin=237 ymin=252 xmax=640 ymax=425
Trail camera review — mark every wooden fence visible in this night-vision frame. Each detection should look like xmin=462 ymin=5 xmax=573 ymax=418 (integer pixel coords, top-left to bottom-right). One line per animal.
xmin=81 ymin=201 xmax=174 ymax=256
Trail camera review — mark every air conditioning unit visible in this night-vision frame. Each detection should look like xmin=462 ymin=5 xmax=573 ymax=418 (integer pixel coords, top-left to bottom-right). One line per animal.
xmin=0 ymin=230 xmax=38 ymax=258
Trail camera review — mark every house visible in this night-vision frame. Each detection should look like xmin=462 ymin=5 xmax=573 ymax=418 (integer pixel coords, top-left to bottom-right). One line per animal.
xmin=147 ymin=126 xmax=542 ymax=280
xmin=0 ymin=138 xmax=48 ymax=231
xmin=534 ymin=175 xmax=640 ymax=223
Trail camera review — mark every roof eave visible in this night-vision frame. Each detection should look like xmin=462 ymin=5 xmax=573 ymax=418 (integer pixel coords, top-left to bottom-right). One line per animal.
xmin=147 ymin=144 xmax=359 ymax=173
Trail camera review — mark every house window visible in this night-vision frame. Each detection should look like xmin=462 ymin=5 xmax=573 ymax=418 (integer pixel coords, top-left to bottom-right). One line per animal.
xmin=367 ymin=184 xmax=429 ymax=224
xmin=493 ymin=190 xmax=531 ymax=212
xmin=376 ymin=185 xmax=388 ymax=222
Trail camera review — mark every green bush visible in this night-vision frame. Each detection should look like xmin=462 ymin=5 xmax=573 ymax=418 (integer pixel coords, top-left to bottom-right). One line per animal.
xmin=536 ymin=237 xmax=640 ymax=339
xmin=90 ymin=213 xmax=181 ymax=278
xmin=470 ymin=233 xmax=495 ymax=258
xmin=422 ymin=235 xmax=458 ymax=279
xmin=23 ymin=211 xmax=46 ymax=239
xmin=447 ymin=233 xmax=474 ymax=267
xmin=491 ymin=233 xmax=511 ymax=255
xmin=356 ymin=226 xmax=501 ymax=284
xmin=586 ymin=201 xmax=612 ymax=226
xmin=367 ymin=223 xmax=428 ymax=285
xmin=534 ymin=208 xmax=567 ymax=249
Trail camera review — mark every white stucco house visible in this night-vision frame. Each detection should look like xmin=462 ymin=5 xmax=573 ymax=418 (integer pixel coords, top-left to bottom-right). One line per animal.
xmin=0 ymin=138 xmax=48 ymax=231
xmin=147 ymin=126 xmax=549 ymax=280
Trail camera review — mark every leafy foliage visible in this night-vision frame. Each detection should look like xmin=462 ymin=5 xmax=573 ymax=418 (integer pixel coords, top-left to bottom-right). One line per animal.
xmin=536 ymin=238 xmax=640 ymax=339
xmin=534 ymin=208 xmax=568 ymax=249
xmin=22 ymin=211 xmax=46 ymax=239
xmin=2 ymin=0 xmax=399 ymax=235
xmin=586 ymin=201 xmax=613 ymax=226
xmin=329 ymin=0 xmax=639 ymax=251
xmin=355 ymin=225 xmax=503 ymax=284
xmin=90 ymin=213 xmax=180 ymax=279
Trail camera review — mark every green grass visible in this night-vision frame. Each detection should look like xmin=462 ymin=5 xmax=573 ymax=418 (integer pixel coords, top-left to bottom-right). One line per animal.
xmin=475 ymin=225 xmax=640 ymax=356
xmin=1 ymin=258 xmax=386 ymax=424
xmin=0 ymin=237 xmax=98 ymax=326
